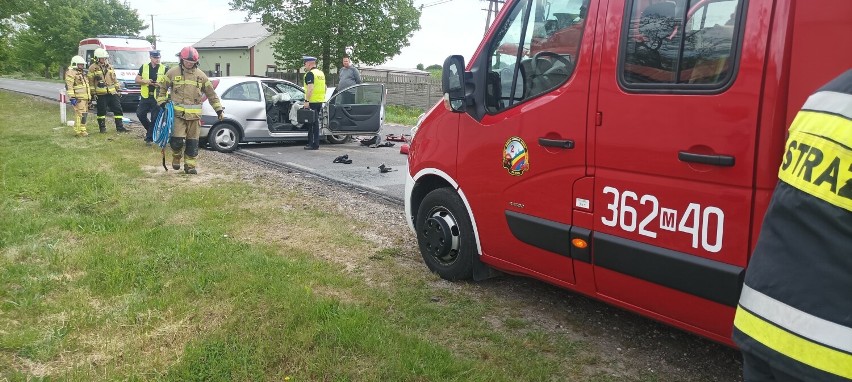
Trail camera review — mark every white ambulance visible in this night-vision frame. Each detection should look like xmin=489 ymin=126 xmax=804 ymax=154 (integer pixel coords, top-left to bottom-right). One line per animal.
xmin=78 ymin=35 xmax=154 ymax=108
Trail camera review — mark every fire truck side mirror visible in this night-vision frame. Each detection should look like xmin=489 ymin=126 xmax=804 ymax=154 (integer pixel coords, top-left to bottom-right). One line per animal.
xmin=442 ymin=55 xmax=470 ymax=113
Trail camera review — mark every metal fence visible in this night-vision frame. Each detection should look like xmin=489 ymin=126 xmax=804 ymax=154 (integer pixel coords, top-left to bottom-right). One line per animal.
xmin=268 ymin=72 xmax=443 ymax=111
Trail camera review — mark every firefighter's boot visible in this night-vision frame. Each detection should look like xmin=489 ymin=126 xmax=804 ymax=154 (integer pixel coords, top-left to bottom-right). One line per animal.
xmin=115 ymin=117 xmax=129 ymax=132
xmin=184 ymin=139 xmax=199 ymax=174
xmin=170 ymin=137 xmax=184 ymax=170
xmin=98 ymin=118 xmax=106 ymax=133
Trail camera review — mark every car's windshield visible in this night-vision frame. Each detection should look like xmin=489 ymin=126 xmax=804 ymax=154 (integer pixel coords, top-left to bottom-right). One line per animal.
xmin=107 ymin=50 xmax=149 ymax=69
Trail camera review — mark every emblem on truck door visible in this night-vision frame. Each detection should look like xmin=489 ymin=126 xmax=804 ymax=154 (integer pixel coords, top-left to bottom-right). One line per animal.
xmin=503 ymin=137 xmax=530 ymax=176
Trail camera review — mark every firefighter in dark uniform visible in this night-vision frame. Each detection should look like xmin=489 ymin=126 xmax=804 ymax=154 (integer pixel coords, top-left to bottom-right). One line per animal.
xmin=135 ymin=50 xmax=166 ymax=144
xmin=87 ymin=48 xmax=128 ymax=133
xmin=733 ymin=69 xmax=852 ymax=382
xmin=156 ymin=46 xmax=224 ymax=174
xmin=301 ymin=55 xmax=325 ymax=150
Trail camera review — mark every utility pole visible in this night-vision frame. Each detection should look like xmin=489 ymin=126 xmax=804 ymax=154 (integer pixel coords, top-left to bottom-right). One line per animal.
xmin=483 ymin=0 xmax=505 ymax=35
xmin=150 ymin=14 xmax=157 ymax=49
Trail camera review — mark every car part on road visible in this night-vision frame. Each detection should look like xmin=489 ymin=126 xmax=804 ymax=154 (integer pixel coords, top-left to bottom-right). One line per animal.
xmin=385 ymin=134 xmax=410 ymax=142
xmin=209 ymin=123 xmax=240 ymax=153
xmin=333 ymin=154 xmax=352 ymax=164
xmin=358 ymin=136 xmax=379 ymax=146
xmin=400 ymin=143 xmax=410 ymax=155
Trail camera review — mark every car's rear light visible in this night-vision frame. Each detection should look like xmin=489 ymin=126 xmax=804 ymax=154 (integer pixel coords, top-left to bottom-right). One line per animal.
xmin=201 ymin=79 xmax=220 ymax=103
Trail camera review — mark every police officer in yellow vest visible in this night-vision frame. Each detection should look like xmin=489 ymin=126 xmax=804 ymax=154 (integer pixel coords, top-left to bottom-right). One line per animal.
xmin=87 ymin=48 xmax=128 ymax=133
xmin=733 ymin=69 xmax=852 ymax=382
xmin=156 ymin=46 xmax=224 ymax=174
xmin=65 ymin=55 xmax=91 ymax=137
xmin=301 ymin=55 xmax=326 ymax=150
xmin=135 ymin=50 xmax=166 ymax=144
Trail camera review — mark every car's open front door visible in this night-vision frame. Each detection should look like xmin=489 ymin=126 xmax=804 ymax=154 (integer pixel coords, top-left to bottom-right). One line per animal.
xmin=325 ymin=83 xmax=385 ymax=134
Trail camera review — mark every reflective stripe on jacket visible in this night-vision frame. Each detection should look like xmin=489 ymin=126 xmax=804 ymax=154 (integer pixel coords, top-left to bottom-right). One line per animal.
xmin=87 ymin=62 xmax=120 ymax=95
xmin=141 ymin=63 xmax=166 ymax=98
xmin=156 ymin=66 xmax=222 ymax=120
xmin=303 ymin=68 xmax=326 ymax=102
xmin=65 ymin=67 xmax=91 ymax=100
xmin=733 ymin=69 xmax=852 ymax=382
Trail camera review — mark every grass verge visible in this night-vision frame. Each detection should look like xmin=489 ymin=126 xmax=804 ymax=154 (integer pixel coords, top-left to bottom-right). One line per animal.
xmin=385 ymin=104 xmax=425 ymax=126
xmin=0 ymin=90 xmax=635 ymax=381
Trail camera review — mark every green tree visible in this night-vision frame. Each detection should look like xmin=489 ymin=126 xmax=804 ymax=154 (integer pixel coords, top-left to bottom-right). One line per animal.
xmin=230 ymin=0 xmax=421 ymax=75
xmin=0 ymin=0 xmax=35 ymax=20
xmin=9 ymin=0 xmax=144 ymax=77
xmin=416 ymin=63 xmax=424 ymax=70
xmin=0 ymin=0 xmax=34 ymax=72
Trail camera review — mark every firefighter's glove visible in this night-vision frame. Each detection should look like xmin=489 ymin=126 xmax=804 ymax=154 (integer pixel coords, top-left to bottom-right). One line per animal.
xmin=69 ymin=98 xmax=78 ymax=106
xmin=216 ymin=109 xmax=224 ymax=121
xmin=97 ymin=80 xmax=106 ymax=88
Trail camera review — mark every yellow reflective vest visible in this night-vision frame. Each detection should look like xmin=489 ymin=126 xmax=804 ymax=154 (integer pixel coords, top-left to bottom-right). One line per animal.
xmin=156 ymin=66 xmax=222 ymax=120
xmin=65 ymin=67 xmax=90 ymax=100
xmin=303 ymin=68 xmax=326 ymax=102
xmin=733 ymin=69 xmax=852 ymax=382
xmin=87 ymin=62 xmax=120 ymax=96
xmin=140 ymin=63 xmax=166 ymax=99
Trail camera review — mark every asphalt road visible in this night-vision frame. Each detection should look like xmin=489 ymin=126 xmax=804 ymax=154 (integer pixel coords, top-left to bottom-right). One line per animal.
xmin=0 ymin=78 xmax=412 ymax=203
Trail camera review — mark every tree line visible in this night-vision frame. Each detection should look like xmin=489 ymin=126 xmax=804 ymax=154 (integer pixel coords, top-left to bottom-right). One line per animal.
xmin=1 ymin=0 xmax=422 ymax=79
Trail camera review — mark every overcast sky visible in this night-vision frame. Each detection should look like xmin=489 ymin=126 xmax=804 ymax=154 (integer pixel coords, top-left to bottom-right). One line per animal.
xmin=124 ymin=0 xmax=489 ymax=69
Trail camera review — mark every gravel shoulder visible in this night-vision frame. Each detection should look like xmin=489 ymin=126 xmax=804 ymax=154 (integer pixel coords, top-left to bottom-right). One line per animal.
xmin=200 ymin=146 xmax=744 ymax=382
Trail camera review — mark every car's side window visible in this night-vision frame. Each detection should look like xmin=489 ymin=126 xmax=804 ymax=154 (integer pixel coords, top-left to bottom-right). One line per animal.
xmin=621 ymin=0 xmax=743 ymax=88
xmin=484 ymin=0 xmax=589 ymax=113
xmin=260 ymin=83 xmax=277 ymax=101
xmin=329 ymin=84 xmax=383 ymax=106
xmin=222 ymin=81 xmax=261 ymax=101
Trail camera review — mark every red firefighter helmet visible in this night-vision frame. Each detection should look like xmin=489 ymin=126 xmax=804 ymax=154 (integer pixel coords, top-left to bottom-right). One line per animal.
xmin=179 ymin=46 xmax=199 ymax=62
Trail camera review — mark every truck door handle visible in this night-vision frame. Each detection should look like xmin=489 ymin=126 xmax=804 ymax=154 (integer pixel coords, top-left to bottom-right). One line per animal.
xmin=539 ymin=138 xmax=574 ymax=149
xmin=678 ymin=151 xmax=735 ymax=167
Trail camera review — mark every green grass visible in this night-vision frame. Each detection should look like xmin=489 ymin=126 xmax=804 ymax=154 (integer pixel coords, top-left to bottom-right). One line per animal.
xmin=385 ymin=104 xmax=425 ymax=126
xmin=0 ymin=90 xmax=657 ymax=381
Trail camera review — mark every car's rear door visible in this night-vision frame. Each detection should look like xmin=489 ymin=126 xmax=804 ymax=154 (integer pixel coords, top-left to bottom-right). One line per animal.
xmin=221 ymin=81 xmax=267 ymax=137
xmin=325 ymin=84 xmax=385 ymax=134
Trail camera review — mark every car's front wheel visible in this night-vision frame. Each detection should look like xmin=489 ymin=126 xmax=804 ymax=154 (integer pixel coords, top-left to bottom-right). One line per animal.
xmin=325 ymin=134 xmax=351 ymax=144
xmin=208 ymin=123 xmax=240 ymax=153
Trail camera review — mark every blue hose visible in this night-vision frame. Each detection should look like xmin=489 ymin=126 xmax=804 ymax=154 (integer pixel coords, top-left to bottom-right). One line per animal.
xmin=153 ymin=102 xmax=174 ymax=149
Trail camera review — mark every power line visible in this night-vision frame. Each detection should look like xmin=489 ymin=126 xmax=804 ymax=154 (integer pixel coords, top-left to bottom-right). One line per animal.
xmin=420 ymin=0 xmax=456 ymax=8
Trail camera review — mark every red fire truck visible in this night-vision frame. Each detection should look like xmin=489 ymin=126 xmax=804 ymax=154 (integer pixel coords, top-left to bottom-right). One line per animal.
xmin=404 ymin=0 xmax=851 ymax=345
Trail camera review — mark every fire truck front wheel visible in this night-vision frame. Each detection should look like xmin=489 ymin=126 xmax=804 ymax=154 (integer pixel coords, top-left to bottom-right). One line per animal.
xmin=415 ymin=188 xmax=475 ymax=281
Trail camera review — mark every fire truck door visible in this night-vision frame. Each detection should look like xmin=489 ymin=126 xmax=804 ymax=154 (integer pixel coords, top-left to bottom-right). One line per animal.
xmin=456 ymin=0 xmax=600 ymax=284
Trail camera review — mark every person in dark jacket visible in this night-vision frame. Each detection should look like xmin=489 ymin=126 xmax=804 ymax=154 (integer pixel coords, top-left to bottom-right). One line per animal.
xmin=732 ymin=69 xmax=852 ymax=382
